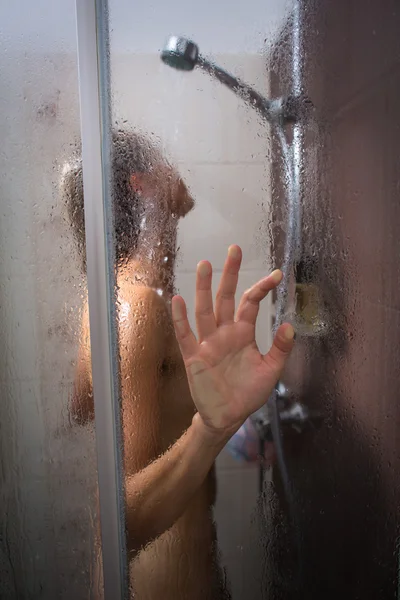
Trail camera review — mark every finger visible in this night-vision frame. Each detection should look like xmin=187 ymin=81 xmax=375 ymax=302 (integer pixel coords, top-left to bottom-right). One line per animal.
xmin=215 ymin=245 xmax=242 ymax=326
xmin=172 ymin=295 xmax=199 ymax=360
xmin=262 ymin=323 xmax=295 ymax=377
xmin=195 ymin=261 xmax=217 ymax=341
xmin=236 ymin=269 xmax=282 ymax=326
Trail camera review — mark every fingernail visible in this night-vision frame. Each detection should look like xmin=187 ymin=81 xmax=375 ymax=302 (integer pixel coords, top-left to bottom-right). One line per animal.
xmin=270 ymin=269 xmax=283 ymax=284
xmin=284 ymin=324 xmax=295 ymax=341
xmin=228 ymin=245 xmax=241 ymax=259
xmin=198 ymin=261 xmax=211 ymax=278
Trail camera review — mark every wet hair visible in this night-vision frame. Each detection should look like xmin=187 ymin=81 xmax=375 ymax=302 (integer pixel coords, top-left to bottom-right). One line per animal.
xmin=62 ymin=129 xmax=166 ymax=271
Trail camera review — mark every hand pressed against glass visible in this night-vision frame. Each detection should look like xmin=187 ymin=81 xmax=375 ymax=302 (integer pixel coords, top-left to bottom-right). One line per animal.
xmin=172 ymin=244 xmax=295 ymax=444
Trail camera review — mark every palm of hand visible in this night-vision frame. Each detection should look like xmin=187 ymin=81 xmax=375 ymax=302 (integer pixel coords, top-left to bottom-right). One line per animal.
xmin=172 ymin=246 xmax=294 ymax=440
xmin=186 ymin=321 xmax=275 ymax=434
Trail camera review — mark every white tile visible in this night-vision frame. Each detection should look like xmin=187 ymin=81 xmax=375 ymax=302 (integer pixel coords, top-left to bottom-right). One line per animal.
xmin=176 ymin=162 xmax=272 ymax=272
xmin=214 ymin=466 xmax=260 ymax=599
xmin=111 ymin=53 xmax=272 ymax=164
xmin=216 ymin=446 xmax=244 ymax=471
xmin=214 ymin=470 xmax=245 ymax=551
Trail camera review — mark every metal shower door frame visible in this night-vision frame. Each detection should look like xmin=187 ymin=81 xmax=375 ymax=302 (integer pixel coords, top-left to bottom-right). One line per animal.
xmin=75 ymin=1 xmax=128 ymax=598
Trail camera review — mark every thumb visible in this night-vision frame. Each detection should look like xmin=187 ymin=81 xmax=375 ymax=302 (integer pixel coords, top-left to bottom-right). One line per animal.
xmin=263 ymin=323 xmax=295 ymax=378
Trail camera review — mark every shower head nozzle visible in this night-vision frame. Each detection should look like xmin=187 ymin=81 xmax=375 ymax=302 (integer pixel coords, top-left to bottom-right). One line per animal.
xmin=161 ymin=36 xmax=199 ymax=72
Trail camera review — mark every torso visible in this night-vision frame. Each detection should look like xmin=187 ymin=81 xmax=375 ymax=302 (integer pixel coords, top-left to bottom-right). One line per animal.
xmin=116 ymin=272 xmax=224 ymax=600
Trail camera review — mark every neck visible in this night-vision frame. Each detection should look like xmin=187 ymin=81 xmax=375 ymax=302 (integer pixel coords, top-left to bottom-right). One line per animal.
xmin=122 ymin=235 xmax=177 ymax=297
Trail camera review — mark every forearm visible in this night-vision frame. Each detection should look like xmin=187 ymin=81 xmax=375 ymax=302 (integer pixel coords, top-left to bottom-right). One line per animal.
xmin=125 ymin=413 xmax=228 ymax=554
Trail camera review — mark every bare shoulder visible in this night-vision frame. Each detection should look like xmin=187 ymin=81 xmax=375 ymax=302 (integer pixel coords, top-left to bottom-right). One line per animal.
xmin=117 ymin=280 xmax=169 ymax=324
xmin=117 ymin=281 xmax=169 ymax=361
xmin=79 ymin=280 xmax=170 ymax=364
xmin=120 ymin=281 xmax=167 ymax=308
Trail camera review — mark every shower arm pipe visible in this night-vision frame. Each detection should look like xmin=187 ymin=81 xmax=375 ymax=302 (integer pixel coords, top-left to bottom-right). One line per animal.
xmin=197 ymin=55 xmax=290 ymax=124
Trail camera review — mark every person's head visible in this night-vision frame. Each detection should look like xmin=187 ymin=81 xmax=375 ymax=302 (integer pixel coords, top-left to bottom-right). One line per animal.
xmin=62 ymin=129 xmax=194 ymax=271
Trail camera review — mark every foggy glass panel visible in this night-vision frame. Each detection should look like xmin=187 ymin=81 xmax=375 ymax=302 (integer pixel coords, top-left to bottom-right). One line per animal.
xmin=265 ymin=1 xmax=400 ymax=599
xmin=0 ymin=4 xmax=103 ymax=598
xmin=105 ymin=1 xmax=298 ymax=598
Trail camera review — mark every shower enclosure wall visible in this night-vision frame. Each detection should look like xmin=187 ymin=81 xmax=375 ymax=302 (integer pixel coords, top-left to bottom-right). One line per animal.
xmin=1 ymin=0 xmax=399 ymax=599
xmin=268 ymin=1 xmax=400 ymax=598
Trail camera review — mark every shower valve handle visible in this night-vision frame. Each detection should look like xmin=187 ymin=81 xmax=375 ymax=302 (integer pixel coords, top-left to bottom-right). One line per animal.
xmin=252 ymin=382 xmax=324 ymax=441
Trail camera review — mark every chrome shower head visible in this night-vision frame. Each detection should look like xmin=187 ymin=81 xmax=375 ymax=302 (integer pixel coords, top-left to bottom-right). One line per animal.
xmin=161 ymin=35 xmax=300 ymax=124
xmin=161 ymin=36 xmax=199 ymax=72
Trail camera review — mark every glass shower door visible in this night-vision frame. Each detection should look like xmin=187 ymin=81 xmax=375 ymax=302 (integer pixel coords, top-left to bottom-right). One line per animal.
xmin=266 ymin=1 xmax=400 ymax=598
xmin=96 ymin=0 xmax=400 ymax=598
xmin=97 ymin=0 xmax=294 ymax=598
xmin=0 ymin=1 xmax=104 ymax=598
xmin=5 ymin=1 xmax=399 ymax=599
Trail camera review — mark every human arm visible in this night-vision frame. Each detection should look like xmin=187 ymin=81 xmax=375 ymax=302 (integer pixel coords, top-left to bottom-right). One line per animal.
xmin=125 ymin=246 xmax=294 ymax=552
xmin=70 ymin=248 xmax=294 ymax=553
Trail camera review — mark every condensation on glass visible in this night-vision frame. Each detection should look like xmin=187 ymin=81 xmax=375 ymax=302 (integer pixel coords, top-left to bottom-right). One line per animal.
xmin=103 ymin=0 xmax=400 ymax=598
xmin=265 ymin=1 xmax=400 ymax=599
xmin=104 ymin=1 xmax=299 ymax=599
xmin=3 ymin=0 xmax=398 ymax=598
xmin=0 ymin=3 xmax=103 ymax=598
